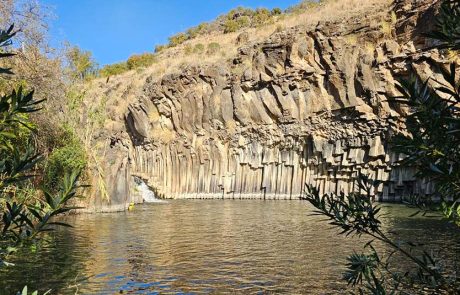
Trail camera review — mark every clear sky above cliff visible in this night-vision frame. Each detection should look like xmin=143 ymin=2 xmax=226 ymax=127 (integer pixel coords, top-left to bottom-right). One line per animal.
xmin=43 ymin=0 xmax=300 ymax=65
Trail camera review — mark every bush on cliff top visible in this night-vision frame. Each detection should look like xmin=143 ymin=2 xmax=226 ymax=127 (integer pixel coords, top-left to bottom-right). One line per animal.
xmin=168 ymin=32 xmax=188 ymax=47
xmin=127 ymin=52 xmax=157 ymax=69
xmin=99 ymin=52 xmax=157 ymax=77
xmin=99 ymin=62 xmax=129 ymax=77
xmin=103 ymin=2 xmax=323 ymax=77
xmin=153 ymin=4 xmax=285 ymax=51
xmin=66 ymin=45 xmax=98 ymax=81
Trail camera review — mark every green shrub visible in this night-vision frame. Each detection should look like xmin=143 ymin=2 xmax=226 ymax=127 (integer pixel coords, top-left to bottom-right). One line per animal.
xmin=45 ymin=142 xmax=86 ymax=192
xmin=197 ymin=22 xmax=209 ymax=33
xmin=44 ymin=124 xmax=86 ymax=192
xmin=207 ymin=42 xmax=220 ymax=55
xmin=224 ymin=19 xmax=239 ymax=33
xmin=237 ymin=15 xmax=251 ymax=28
xmin=56 ymin=123 xmax=79 ymax=147
xmin=193 ymin=43 xmax=205 ymax=54
xmin=186 ymin=23 xmax=209 ymax=39
xmin=184 ymin=44 xmax=193 ymax=55
xmin=224 ymin=17 xmax=251 ymax=33
xmin=222 ymin=6 xmax=274 ymax=33
xmin=66 ymin=45 xmax=98 ymax=80
xmin=226 ymin=7 xmax=255 ymax=20
xmin=186 ymin=27 xmax=200 ymax=39
xmin=127 ymin=53 xmax=156 ymax=70
xmin=99 ymin=62 xmax=129 ymax=77
xmin=154 ymin=44 xmax=167 ymax=53
xmin=253 ymin=8 xmax=271 ymax=26
xmin=168 ymin=32 xmax=188 ymax=47
xmin=271 ymin=8 xmax=282 ymax=15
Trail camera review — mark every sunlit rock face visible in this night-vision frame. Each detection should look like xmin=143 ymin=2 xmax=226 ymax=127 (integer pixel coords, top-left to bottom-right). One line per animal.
xmin=95 ymin=0 xmax=448 ymax=209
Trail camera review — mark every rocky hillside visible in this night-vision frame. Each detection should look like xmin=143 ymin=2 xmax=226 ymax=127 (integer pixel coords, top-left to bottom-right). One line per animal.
xmin=77 ymin=0 xmax=454 ymax=211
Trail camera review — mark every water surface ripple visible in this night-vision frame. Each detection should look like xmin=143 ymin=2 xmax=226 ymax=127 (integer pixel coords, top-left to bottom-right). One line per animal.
xmin=1 ymin=200 xmax=459 ymax=294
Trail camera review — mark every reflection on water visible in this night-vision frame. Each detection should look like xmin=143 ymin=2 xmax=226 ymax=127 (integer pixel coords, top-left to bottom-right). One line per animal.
xmin=0 ymin=201 xmax=459 ymax=294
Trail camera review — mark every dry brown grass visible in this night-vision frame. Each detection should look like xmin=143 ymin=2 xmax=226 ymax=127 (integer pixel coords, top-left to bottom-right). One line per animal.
xmin=84 ymin=0 xmax=392 ymax=121
xmin=279 ymin=0 xmax=387 ymax=29
xmin=92 ymin=0 xmax=391 ymax=84
xmin=165 ymin=0 xmax=389 ymax=68
xmin=150 ymin=128 xmax=176 ymax=144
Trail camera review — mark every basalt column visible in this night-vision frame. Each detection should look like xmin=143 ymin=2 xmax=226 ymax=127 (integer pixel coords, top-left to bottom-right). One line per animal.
xmin=120 ymin=1 xmax=445 ymax=202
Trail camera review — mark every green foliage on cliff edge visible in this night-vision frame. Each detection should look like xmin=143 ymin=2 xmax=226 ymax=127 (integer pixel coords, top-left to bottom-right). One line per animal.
xmin=153 ymin=4 xmax=290 ymax=54
xmin=99 ymin=62 xmax=129 ymax=77
xmin=68 ymin=46 xmax=157 ymax=79
xmin=101 ymin=1 xmax=323 ymax=77
xmin=66 ymin=45 xmax=98 ymax=81
xmin=99 ymin=52 xmax=157 ymax=78
xmin=126 ymin=52 xmax=157 ymax=69
xmin=168 ymin=32 xmax=188 ymax=47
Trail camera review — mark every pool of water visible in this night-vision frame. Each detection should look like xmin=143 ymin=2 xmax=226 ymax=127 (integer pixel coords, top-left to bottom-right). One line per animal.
xmin=0 ymin=200 xmax=459 ymax=294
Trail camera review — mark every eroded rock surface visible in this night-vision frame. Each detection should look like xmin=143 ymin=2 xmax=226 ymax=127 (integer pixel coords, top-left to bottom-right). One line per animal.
xmin=84 ymin=0 xmax=454 ymax=210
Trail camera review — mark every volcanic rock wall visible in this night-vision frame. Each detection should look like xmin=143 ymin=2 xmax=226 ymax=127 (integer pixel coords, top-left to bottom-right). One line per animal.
xmin=87 ymin=0 xmax=450 ymax=210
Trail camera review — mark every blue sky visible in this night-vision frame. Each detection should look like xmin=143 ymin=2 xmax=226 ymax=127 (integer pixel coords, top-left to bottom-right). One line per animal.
xmin=43 ymin=0 xmax=300 ymax=65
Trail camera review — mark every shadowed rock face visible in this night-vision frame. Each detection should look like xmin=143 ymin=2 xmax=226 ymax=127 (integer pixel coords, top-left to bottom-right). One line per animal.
xmin=87 ymin=0 xmax=451 ymax=210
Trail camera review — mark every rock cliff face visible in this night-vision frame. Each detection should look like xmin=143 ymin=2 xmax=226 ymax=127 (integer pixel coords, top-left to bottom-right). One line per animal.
xmin=83 ymin=0 xmax=453 ymax=211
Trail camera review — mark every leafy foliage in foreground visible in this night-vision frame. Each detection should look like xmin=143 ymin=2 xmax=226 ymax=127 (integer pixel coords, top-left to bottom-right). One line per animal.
xmin=0 ymin=25 xmax=85 ymax=294
xmin=392 ymin=63 xmax=460 ymax=226
xmin=303 ymin=1 xmax=460 ymax=293
xmin=389 ymin=0 xmax=460 ymax=227
xmin=303 ymin=182 xmax=459 ymax=294
xmin=17 ymin=286 xmax=38 ymax=295
xmin=2 ymin=171 xmax=84 ymax=246
xmin=425 ymin=0 xmax=460 ymax=50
